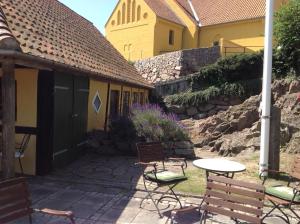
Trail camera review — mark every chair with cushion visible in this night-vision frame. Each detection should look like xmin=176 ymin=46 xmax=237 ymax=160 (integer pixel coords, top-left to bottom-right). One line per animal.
xmin=200 ymin=175 xmax=265 ymax=224
xmin=260 ymin=156 xmax=300 ymax=223
xmin=0 ymin=177 xmax=75 ymax=224
xmin=136 ymin=142 xmax=188 ymax=217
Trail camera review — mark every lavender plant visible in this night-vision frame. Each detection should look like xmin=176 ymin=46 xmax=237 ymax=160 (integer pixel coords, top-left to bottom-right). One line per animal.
xmin=130 ymin=104 xmax=189 ymax=142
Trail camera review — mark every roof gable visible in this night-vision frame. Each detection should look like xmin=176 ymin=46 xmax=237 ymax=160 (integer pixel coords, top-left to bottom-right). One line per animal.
xmin=0 ymin=0 xmax=151 ymax=88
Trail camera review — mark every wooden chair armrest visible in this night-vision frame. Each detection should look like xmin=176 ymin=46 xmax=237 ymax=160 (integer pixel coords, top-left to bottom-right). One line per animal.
xmin=34 ymin=208 xmax=74 ymax=219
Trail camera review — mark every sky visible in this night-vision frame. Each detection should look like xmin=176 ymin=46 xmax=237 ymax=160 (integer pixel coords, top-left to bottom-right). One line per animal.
xmin=58 ymin=0 xmax=118 ymax=34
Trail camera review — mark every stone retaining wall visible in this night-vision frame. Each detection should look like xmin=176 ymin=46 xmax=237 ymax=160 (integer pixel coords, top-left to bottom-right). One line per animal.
xmin=167 ymin=96 xmax=243 ymax=120
xmin=135 ymin=46 xmax=220 ymax=84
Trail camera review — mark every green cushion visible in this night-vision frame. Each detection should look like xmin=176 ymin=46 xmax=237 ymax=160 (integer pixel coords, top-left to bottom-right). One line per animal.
xmin=145 ymin=171 xmax=187 ymax=183
xmin=266 ymin=185 xmax=300 ymax=202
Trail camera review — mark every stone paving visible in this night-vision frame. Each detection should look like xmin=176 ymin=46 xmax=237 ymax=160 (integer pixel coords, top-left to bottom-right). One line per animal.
xmin=13 ymin=154 xmax=300 ymax=224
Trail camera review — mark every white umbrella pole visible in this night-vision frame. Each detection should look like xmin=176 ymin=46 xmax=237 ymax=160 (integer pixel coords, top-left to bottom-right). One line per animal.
xmin=260 ymin=0 xmax=274 ymax=176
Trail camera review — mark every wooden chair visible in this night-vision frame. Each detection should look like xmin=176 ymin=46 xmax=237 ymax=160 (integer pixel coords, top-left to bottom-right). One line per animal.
xmin=200 ymin=175 xmax=265 ymax=224
xmin=260 ymin=155 xmax=300 ymax=223
xmin=0 ymin=177 xmax=75 ymax=224
xmin=136 ymin=142 xmax=188 ymax=217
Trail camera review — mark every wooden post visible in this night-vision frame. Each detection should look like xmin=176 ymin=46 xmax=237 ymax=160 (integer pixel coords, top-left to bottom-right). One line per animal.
xmin=1 ymin=61 xmax=15 ymax=179
xmin=269 ymin=106 xmax=281 ymax=172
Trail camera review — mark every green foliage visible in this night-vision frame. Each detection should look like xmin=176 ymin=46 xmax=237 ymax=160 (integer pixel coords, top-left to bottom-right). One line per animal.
xmin=165 ymin=79 xmax=262 ymax=107
xmin=274 ymin=0 xmax=300 ymax=75
xmin=189 ymin=53 xmax=263 ymax=89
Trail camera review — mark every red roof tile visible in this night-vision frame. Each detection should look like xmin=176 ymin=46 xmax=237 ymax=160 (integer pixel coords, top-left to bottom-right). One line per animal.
xmin=0 ymin=0 xmax=152 ymax=88
xmin=178 ymin=0 xmax=266 ymax=26
xmin=144 ymin=0 xmax=185 ymax=26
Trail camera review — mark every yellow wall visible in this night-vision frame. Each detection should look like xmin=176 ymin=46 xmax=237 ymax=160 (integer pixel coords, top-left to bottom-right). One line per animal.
xmin=87 ymin=80 xmax=108 ymax=131
xmin=165 ymin=0 xmax=199 ymax=50
xmin=106 ymin=0 xmax=157 ymax=61
xmin=154 ymin=18 xmax=184 ymax=55
xmin=0 ymin=69 xmax=38 ymax=175
xmin=199 ymin=19 xmax=265 ymax=55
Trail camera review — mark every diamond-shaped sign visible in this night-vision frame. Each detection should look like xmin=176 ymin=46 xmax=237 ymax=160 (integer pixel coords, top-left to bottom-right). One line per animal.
xmin=92 ymin=91 xmax=102 ymax=113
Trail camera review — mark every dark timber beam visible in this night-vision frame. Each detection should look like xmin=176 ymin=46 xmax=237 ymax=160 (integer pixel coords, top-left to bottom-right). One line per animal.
xmin=1 ymin=61 xmax=15 ymax=179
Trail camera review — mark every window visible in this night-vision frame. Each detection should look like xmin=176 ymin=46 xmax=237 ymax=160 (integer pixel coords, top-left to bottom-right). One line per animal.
xmin=133 ymin=92 xmax=139 ymax=104
xmin=109 ymin=90 xmax=120 ymax=120
xmin=0 ymin=78 xmax=17 ymax=120
xmin=92 ymin=91 xmax=102 ymax=113
xmin=169 ymin=30 xmax=174 ymax=45
xmin=122 ymin=3 xmax=126 ymax=24
xmin=132 ymin=0 xmax=136 ymax=22
xmin=122 ymin=91 xmax=130 ymax=116
xmin=117 ymin=10 xmax=121 ymax=25
xmin=139 ymin=92 xmax=144 ymax=105
xmin=137 ymin=5 xmax=141 ymax=21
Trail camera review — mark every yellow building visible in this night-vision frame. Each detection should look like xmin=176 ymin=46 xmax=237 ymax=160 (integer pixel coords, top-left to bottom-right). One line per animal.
xmin=0 ymin=0 xmax=152 ymax=176
xmin=106 ymin=0 xmax=287 ymax=60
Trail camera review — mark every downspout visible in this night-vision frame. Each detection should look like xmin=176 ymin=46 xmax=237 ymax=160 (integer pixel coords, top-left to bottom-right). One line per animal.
xmin=187 ymin=0 xmax=202 ymax=47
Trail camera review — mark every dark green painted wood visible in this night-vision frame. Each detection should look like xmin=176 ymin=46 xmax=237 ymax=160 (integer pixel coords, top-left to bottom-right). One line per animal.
xmin=52 ymin=74 xmax=89 ymax=169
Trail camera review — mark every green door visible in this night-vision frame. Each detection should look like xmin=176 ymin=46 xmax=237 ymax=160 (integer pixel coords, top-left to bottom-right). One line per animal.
xmin=53 ymin=74 xmax=89 ymax=168
xmin=71 ymin=76 xmax=89 ymax=159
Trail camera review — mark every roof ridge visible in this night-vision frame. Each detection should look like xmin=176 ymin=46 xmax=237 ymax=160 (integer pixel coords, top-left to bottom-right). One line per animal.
xmin=0 ymin=6 xmax=21 ymax=51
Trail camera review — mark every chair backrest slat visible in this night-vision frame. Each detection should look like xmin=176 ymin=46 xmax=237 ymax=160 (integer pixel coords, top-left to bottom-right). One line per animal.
xmin=0 ymin=177 xmax=33 ymax=223
xmin=204 ymin=205 xmax=262 ymax=224
xmin=136 ymin=142 xmax=164 ymax=163
xmin=203 ymin=176 xmax=265 ymax=224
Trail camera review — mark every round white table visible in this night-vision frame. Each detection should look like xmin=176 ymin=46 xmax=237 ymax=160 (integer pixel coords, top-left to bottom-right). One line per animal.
xmin=193 ymin=158 xmax=246 ymax=179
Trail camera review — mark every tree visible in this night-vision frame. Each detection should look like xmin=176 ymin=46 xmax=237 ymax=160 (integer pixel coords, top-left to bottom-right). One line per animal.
xmin=274 ymin=0 xmax=300 ymax=75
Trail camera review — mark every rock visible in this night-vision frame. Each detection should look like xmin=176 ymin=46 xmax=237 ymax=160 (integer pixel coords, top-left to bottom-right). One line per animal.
xmin=169 ymin=105 xmax=185 ymax=114
xmin=216 ymin=105 xmax=229 ymax=111
xmin=198 ymin=104 xmax=215 ymax=112
xmin=178 ymin=114 xmax=189 ymax=120
xmin=194 ymin=113 xmax=207 ymax=120
xmin=289 ymin=80 xmax=300 ymax=94
xmin=214 ymin=122 xmax=230 ymax=133
xmin=175 ymin=66 xmax=182 ymax=71
xmin=186 ymin=107 xmax=198 ymax=116
xmin=208 ymin=110 xmax=217 ymax=116
xmin=284 ymin=131 xmax=300 ymax=153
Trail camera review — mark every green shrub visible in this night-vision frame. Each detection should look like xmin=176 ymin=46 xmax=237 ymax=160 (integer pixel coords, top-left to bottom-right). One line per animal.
xmin=189 ymin=53 xmax=263 ymax=89
xmin=165 ymin=79 xmax=262 ymax=107
xmin=274 ymin=0 xmax=300 ymax=75
xmin=130 ymin=104 xmax=189 ymax=142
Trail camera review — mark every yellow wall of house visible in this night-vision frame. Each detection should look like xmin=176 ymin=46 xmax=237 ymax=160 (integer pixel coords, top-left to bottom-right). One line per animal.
xmin=165 ymin=0 xmax=199 ymax=49
xmin=0 ymin=69 xmax=38 ymax=175
xmin=199 ymin=19 xmax=265 ymax=55
xmin=87 ymin=80 xmax=108 ymax=131
xmin=154 ymin=18 xmax=184 ymax=55
xmin=105 ymin=0 xmax=157 ymax=61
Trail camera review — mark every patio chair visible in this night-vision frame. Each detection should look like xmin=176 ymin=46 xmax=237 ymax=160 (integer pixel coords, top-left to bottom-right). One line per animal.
xmin=0 ymin=177 xmax=75 ymax=224
xmin=136 ymin=142 xmax=188 ymax=217
xmin=260 ymin=155 xmax=300 ymax=223
xmin=0 ymin=134 xmax=30 ymax=175
xmin=15 ymin=134 xmax=31 ymax=175
xmin=200 ymin=175 xmax=265 ymax=224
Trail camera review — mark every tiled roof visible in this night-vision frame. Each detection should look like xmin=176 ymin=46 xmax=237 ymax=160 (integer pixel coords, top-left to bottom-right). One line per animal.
xmin=144 ymin=0 xmax=185 ymax=26
xmin=179 ymin=0 xmax=266 ymax=26
xmin=0 ymin=0 xmax=152 ymax=88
